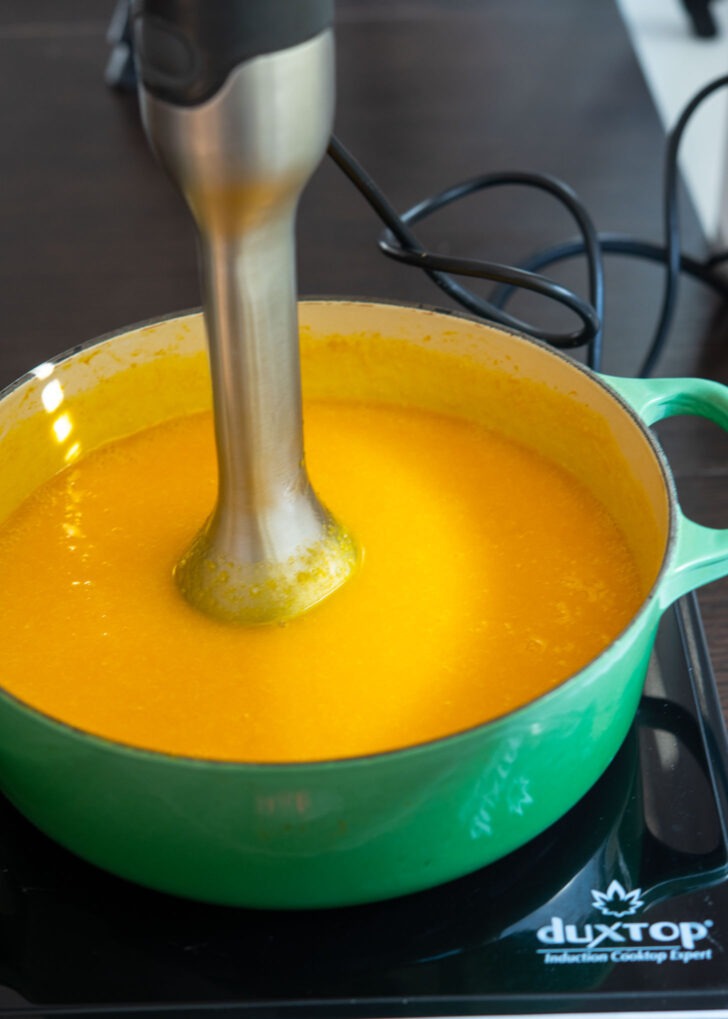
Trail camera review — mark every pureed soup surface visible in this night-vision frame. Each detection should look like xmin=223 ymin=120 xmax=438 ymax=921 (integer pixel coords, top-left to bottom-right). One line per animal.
xmin=0 ymin=333 xmax=648 ymax=763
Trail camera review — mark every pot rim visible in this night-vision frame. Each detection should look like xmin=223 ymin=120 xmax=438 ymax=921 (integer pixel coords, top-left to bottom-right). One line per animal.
xmin=0 ymin=298 xmax=678 ymax=770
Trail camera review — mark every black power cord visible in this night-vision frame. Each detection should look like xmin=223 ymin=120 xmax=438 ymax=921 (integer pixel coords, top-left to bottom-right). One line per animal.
xmin=329 ymin=73 xmax=728 ymax=377
xmin=328 ymin=136 xmax=605 ymax=370
xmin=619 ymin=72 xmax=728 ymax=376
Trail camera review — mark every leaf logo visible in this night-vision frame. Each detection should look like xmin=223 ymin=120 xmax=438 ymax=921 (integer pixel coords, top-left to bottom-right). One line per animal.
xmin=591 ymin=880 xmax=645 ymax=918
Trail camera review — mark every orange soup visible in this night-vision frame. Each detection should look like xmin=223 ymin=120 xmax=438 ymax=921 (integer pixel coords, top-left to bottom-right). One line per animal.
xmin=0 ymin=385 xmax=644 ymax=762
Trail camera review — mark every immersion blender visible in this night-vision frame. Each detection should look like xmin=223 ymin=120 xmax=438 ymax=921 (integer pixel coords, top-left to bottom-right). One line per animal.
xmin=132 ymin=0 xmax=357 ymax=624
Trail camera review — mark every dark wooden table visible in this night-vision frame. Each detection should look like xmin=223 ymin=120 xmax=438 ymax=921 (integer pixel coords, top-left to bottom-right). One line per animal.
xmin=1 ymin=1 xmax=727 ymax=709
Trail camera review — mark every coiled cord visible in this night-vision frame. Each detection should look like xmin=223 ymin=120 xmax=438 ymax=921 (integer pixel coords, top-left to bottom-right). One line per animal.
xmin=329 ymin=73 xmax=728 ymax=376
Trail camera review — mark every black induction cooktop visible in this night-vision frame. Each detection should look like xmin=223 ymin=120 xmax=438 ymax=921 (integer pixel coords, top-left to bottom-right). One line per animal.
xmin=0 ymin=595 xmax=726 ymax=1018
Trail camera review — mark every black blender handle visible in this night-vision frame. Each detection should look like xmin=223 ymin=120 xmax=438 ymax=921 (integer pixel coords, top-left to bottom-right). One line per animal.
xmin=131 ymin=0 xmax=334 ymax=106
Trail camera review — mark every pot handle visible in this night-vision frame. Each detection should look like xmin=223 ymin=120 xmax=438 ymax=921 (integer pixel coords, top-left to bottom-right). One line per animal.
xmin=603 ymin=375 xmax=728 ymax=606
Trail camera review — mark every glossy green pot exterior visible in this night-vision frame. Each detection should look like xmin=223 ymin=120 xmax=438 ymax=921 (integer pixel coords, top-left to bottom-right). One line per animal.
xmin=0 ymin=301 xmax=725 ymax=909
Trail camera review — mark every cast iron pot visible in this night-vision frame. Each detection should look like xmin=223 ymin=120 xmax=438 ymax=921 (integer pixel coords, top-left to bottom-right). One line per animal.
xmin=0 ymin=300 xmax=725 ymax=909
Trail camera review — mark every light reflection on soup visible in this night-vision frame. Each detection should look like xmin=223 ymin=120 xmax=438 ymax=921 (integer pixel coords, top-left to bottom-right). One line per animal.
xmin=0 ymin=389 xmax=644 ymax=762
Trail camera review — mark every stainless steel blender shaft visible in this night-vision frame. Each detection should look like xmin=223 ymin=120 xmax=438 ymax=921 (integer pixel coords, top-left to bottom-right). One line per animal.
xmin=135 ymin=5 xmax=357 ymax=623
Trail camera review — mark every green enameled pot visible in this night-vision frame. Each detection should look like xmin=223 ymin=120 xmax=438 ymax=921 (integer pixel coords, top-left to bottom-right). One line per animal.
xmin=0 ymin=300 xmax=726 ymax=908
